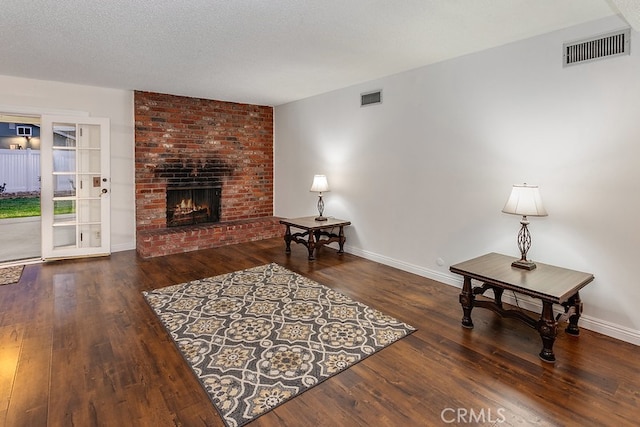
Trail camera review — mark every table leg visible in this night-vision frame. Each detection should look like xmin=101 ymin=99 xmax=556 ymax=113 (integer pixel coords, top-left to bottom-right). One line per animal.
xmin=459 ymin=276 xmax=474 ymax=328
xmin=338 ymin=226 xmax=345 ymax=253
xmin=314 ymin=230 xmax=324 ymax=258
xmin=565 ymin=292 xmax=583 ymax=336
xmin=537 ymin=301 xmax=558 ymax=363
xmin=493 ymin=287 xmax=504 ymax=308
xmin=307 ymin=230 xmax=316 ymax=260
xmin=283 ymin=225 xmax=292 ymax=254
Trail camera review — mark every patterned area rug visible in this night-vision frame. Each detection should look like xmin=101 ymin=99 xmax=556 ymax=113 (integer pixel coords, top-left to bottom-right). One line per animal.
xmin=143 ymin=263 xmax=415 ymax=427
xmin=0 ymin=265 xmax=24 ymax=286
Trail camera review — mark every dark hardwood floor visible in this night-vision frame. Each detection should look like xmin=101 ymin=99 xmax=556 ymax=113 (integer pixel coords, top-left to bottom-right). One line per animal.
xmin=0 ymin=237 xmax=637 ymax=426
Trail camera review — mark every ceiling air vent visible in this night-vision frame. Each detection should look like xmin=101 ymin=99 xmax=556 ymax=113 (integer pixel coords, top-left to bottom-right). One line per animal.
xmin=563 ymin=28 xmax=630 ymax=67
xmin=361 ymin=90 xmax=382 ymax=107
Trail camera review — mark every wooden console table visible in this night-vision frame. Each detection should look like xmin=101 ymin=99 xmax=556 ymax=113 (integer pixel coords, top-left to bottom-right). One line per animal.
xmin=279 ymin=216 xmax=351 ymax=260
xmin=449 ymin=252 xmax=594 ymax=363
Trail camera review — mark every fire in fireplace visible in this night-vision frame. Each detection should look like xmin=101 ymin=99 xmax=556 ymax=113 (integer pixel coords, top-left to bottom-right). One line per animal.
xmin=166 ymin=186 xmax=221 ymax=227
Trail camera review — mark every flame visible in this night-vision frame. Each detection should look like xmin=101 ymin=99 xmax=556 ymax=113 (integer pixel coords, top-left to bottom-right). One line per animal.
xmin=174 ymin=199 xmax=210 ymax=216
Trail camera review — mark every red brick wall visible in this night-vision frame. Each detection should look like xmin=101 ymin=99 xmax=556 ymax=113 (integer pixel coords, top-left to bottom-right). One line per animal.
xmin=134 ymin=91 xmax=281 ymax=257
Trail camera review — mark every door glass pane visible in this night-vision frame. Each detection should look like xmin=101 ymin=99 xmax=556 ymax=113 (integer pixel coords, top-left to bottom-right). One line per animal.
xmin=77 ymin=199 xmax=101 ymax=223
xmin=77 ymin=224 xmax=101 ymax=248
xmin=52 ymin=123 xmax=76 ymax=147
xmin=53 ymin=174 xmax=76 ymax=198
xmin=77 ymin=150 xmax=101 ymax=174
xmin=53 ymin=149 xmax=76 ymax=173
xmin=76 ymin=174 xmax=102 ymax=198
xmin=53 ymin=200 xmax=76 ymax=225
xmin=53 ymin=226 xmax=75 ymax=248
xmin=78 ymin=124 xmax=101 ymax=149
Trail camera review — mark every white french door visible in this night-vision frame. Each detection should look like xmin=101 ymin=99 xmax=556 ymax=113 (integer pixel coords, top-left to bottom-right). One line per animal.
xmin=40 ymin=115 xmax=110 ymax=260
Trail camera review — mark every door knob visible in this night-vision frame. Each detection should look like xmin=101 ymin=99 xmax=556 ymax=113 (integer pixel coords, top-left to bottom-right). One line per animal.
xmin=102 ymin=188 xmax=108 ymax=194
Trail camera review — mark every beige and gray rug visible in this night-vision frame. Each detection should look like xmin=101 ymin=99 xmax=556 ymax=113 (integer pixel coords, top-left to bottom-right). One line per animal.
xmin=0 ymin=265 xmax=24 ymax=286
xmin=143 ymin=263 xmax=415 ymax=427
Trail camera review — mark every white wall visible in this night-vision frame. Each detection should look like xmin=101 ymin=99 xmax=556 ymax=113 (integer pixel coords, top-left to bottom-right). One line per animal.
xmin=0 ymin=75 xmax=136 ymax=252
xmin=275 ymin=16 xmax=640 ymax=345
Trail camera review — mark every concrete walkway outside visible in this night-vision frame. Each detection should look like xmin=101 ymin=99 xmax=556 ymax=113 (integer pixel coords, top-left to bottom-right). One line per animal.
xmin=0 ymin=216 xmax=41 ymax=263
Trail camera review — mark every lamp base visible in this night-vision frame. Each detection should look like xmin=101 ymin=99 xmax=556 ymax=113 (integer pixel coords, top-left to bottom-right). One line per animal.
xmin=512 ymin=259 xmax=537 ymax=270
xmin=314 ymin=216 xmax=328 ymax=221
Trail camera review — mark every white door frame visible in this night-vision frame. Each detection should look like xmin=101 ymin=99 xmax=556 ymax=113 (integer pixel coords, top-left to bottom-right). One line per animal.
xmin=0 ymin=105 xmax=89 ymax=118
xmin=40 ymin=115 xmax=111 ymax=260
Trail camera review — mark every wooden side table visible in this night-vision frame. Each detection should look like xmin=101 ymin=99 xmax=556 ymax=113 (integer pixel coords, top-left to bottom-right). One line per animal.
xmin=279 ymin=216 xmax=351 ymax=260
xmin=450 ymin=252 xmax=594 ymax=363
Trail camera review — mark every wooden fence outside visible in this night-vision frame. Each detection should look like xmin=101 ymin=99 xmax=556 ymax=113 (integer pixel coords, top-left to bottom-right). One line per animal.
xmin=0 ymin=149 xmax=40 ymax=193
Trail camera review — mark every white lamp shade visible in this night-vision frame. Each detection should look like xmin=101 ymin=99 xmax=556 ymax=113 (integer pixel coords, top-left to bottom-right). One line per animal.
xmin=502 ymin=184 xmax=548 ymax=217
xmin=310 ymin=175 xmax=330 ymax=192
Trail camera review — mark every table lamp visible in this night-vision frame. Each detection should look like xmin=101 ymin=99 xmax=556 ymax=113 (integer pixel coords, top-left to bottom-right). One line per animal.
xmin=310 ymin=175 xmax=330 ymax=221
xmin=502 ymin=183 xmax=548 ymax=270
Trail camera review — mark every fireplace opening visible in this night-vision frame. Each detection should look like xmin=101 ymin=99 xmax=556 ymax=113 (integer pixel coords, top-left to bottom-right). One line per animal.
xmin=166 ymin=186 xmax=221 ymax=227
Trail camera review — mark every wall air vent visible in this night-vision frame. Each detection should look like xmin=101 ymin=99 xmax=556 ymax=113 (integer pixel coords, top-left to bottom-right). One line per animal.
xmin=361 ymin=90 xmax=382 ymax=107
xmin=563 ymin=28 xmax=630 ymax=67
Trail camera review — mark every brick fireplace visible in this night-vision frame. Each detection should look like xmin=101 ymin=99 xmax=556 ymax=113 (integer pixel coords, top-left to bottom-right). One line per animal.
xmin=135 ymin=91 xmax=283 ymax=258
xmin=166 ymin=186 xmax=221 ymax=227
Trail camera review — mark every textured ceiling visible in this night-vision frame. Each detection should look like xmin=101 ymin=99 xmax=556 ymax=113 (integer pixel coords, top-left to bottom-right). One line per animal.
xmin=0 ymin=1 xmax=623 ymax=106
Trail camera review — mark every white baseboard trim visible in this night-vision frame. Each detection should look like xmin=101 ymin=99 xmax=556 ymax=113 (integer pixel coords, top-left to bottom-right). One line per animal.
xmin=345 ymin=245 xmax=459 ymax=287
xmin=344 ymin=245 xmax=640 ymax=347
xmin=111 ymin=241 xmax=136 ymax=253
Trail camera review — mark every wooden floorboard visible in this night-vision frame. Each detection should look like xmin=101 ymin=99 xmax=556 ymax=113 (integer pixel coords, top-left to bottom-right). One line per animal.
xmin=0 ymin=237 xmax=637 ymax=426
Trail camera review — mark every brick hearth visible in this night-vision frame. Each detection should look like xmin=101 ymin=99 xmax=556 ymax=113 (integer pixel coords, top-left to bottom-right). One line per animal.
xmin=134 ymin=91 xmax=283 ymax=258
xmin=136 ymin=217 xmax=283 ymax=258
